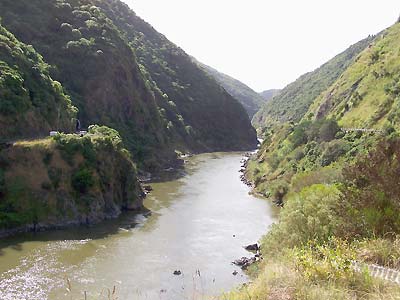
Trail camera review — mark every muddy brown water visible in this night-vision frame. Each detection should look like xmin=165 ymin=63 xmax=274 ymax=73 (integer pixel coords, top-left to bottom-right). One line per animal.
xmin=0 ymin=152 xmax=278 ymax=300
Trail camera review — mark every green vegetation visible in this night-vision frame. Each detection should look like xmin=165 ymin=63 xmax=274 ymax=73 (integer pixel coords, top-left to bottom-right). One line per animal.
xmin=195 ymin=59 xmax=267 ymax=117
xmin=0 ymin=126 xmax=142 ymax=231
xmin=238 ymin=19 xmax=400 ymax=300
xmin=0 ymin=23 xmax=77 ymax=140
xmin=0 ymin=0 xmax=256 ymax=170
xmin=252 ymin=36 xmax=374 ymax=129
xmin=309 ymin=23 xmax=400 ymax=130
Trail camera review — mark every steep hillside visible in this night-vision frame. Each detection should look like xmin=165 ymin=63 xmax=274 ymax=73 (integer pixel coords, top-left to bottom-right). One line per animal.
xmin=0 ymin=24 xmax=76 ymax=141
xmin=0 ymin=0 xmax=257 ymax=170
xmin=253 ymin=36 xmax=374 ymax=129
xmin=236 ymin=20 xmax=400 ymax=299
xmin=92 ymin=0 xmax=257 ymax=150
xmin=309 ymin=23 xmax=400 ymax=130
xmin=0 ymin=0 xmax=172 ymax=169
xmin=195 ymin=60 xmax=266 ymax=117
xmin=259 ymin=89 xmax=280 ymax=102
xmin=0 ymin=126 xmax=143 ymax=235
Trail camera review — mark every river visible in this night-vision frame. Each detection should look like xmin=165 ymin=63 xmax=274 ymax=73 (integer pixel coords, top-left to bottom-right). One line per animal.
xmin=0 ymin=152 xmax=278 ymax=300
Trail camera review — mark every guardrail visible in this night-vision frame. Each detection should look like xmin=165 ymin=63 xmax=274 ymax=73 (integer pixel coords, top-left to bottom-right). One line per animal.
xmin=341 ymin=128 xmax=384 ymax=134
xmin=352 ymin=261 xmax=400 ymax=285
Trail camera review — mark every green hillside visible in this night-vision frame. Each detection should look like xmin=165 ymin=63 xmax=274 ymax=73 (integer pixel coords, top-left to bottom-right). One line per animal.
xmin=195 ymin=60 xmax=266 ymax=117
xmin=93 ymin=0 xmax=256 ymax=151
xmin=253 ymin=36 xmax=374 ymax=129
xmin=0 ymin=0 xmax=257 ymax=170
xmin=236 ymin=20 xmax=400 ymax=300
xmin=309 ymin=22 xmax=400 ymax=130
xmin=0 ymin=24 xmax=76 ymax=141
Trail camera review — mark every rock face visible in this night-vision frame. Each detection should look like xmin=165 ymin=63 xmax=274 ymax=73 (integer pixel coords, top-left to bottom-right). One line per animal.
xmin=0 ymin=126 xmax=143 ymax=236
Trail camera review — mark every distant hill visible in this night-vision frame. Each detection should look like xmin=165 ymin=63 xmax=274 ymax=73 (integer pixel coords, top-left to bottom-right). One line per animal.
xmin=259 ymin=89 xmax=281 ymax=101
xmin=195 ymin=60 xmax=266 ymax=117
xmin=253 ymin=36 xmax=374 ymax=129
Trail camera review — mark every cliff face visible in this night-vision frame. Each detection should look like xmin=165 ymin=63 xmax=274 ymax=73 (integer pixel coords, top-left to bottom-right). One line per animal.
xmin=0 ymin=126 xmax=143 ymax=235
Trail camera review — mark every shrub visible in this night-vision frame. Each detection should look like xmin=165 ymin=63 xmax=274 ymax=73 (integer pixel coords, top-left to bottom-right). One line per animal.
xmin=71 ymin=167 xmax=94 ymax=194
xmin=48 ymin=167 xmax=62 ymax=189
xmin=318 ymin=119 xmax=340 ymax=142
xmin=0 ymin=168 xmax=5 ymax=196
xmin=291 ymin=166 xmax=343 ymax=193
xmin=320 ymin=140 xmax=350 ymax=166
xmin=263 ymin=184 xmax=342 ymax=251
xmin=269 ymin=180 xmax=289 ymax=204
xmin=294 ymin=238 xmax=355 ymax=284
xmin=289 ymin=121 xmax=310 ymax=147
xmin=339 ymin=137 xmax=400 ymax=238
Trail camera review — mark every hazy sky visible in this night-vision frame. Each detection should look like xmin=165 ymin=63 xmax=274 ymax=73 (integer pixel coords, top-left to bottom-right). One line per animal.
xmin=122 ymin=0 xmax=400 ymax=91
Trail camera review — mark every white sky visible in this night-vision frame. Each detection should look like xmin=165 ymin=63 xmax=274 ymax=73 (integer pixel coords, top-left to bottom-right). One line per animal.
xmin=122 ymin=0 xmax=400 ymax=91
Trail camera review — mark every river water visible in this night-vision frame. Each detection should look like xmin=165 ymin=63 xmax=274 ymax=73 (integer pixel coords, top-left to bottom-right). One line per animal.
xmin=0 ymin=152 xmax=278 ymax=300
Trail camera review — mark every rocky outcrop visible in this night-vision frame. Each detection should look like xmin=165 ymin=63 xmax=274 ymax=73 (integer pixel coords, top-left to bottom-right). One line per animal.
xmin=0 ymin=126 xmax=143 ymax=237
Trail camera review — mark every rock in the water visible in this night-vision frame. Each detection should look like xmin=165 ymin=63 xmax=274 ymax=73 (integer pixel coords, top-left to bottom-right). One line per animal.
xmin=232 ymin=270 xmax=238 ymax=276
xmin=173 ymin=270 xmax=182 ymax=275
xmin=232 ymin=257 xmax=256 ymax=270
xmin=245 ymin=243 xmax=259 ymax=251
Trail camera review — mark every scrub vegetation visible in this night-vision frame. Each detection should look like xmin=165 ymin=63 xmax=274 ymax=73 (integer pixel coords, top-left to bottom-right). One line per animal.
xmin=236 ymin=19 xmax=400 ymax=300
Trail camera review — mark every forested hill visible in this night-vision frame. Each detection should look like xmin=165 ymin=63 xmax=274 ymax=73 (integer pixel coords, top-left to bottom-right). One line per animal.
xmin=195 ymin=60 xmax=266 ymax=117
xmin=252 ymin=35 xmax=374 ymax=129
xmin=0 ymin=24 xmax=77 ymax=141
xmin=0 ymin=0 xmax=257 ymax=170
xmin=235 ymin=19 xmax=400 ymax=300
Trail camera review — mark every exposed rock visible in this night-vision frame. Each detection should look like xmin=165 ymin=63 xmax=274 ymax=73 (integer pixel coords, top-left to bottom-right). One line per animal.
xmin=244 ymin=243 xmax=259 ymax=251
xmin=173 ymin=270 xmax=182 ymax=276
xmin=233 ymin=257 xmax=256 ymax=270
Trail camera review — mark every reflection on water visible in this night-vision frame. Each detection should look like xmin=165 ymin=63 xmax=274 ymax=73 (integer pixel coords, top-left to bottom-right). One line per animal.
xmin=0 ymin=152 xmax=278 ymax=300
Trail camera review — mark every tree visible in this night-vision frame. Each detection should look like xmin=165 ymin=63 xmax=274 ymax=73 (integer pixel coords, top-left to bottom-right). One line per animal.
xmin=318 ymin=119 xmax=340 ymax=142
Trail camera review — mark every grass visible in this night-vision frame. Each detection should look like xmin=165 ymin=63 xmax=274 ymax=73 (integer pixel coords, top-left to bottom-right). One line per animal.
xmin=221 ymin=244 xmax=400 ymax=300
xmin=310 ymin=23 xmax=400 ymax=130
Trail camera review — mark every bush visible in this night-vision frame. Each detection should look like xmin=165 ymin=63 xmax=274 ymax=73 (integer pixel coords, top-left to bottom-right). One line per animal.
xmin=318 ymin=119 xmax=340 ymax=142
xmin=71 ymin=167 xmax=94 ymax=194
xmin=48 ymin=167 xmax=62 ymax=189
xmin=291 ymin=166 xmax=343 ymax=193
xmin=263 ymin=184 xmax=342 ymax=251
xmin=339 ymin=137 xmax=400 ymax=238
xmin=320 ymin=140 xmax=350 ymax=166
xmin=0 ymin=168 xmax=5 ymax=196
xmin=269 ymin=180 xmax=289 ymax=204
xmin=294 ymin=238 xmax=355 ymax=284
xmin=289 ymin=121 xmax=310 ymax=147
